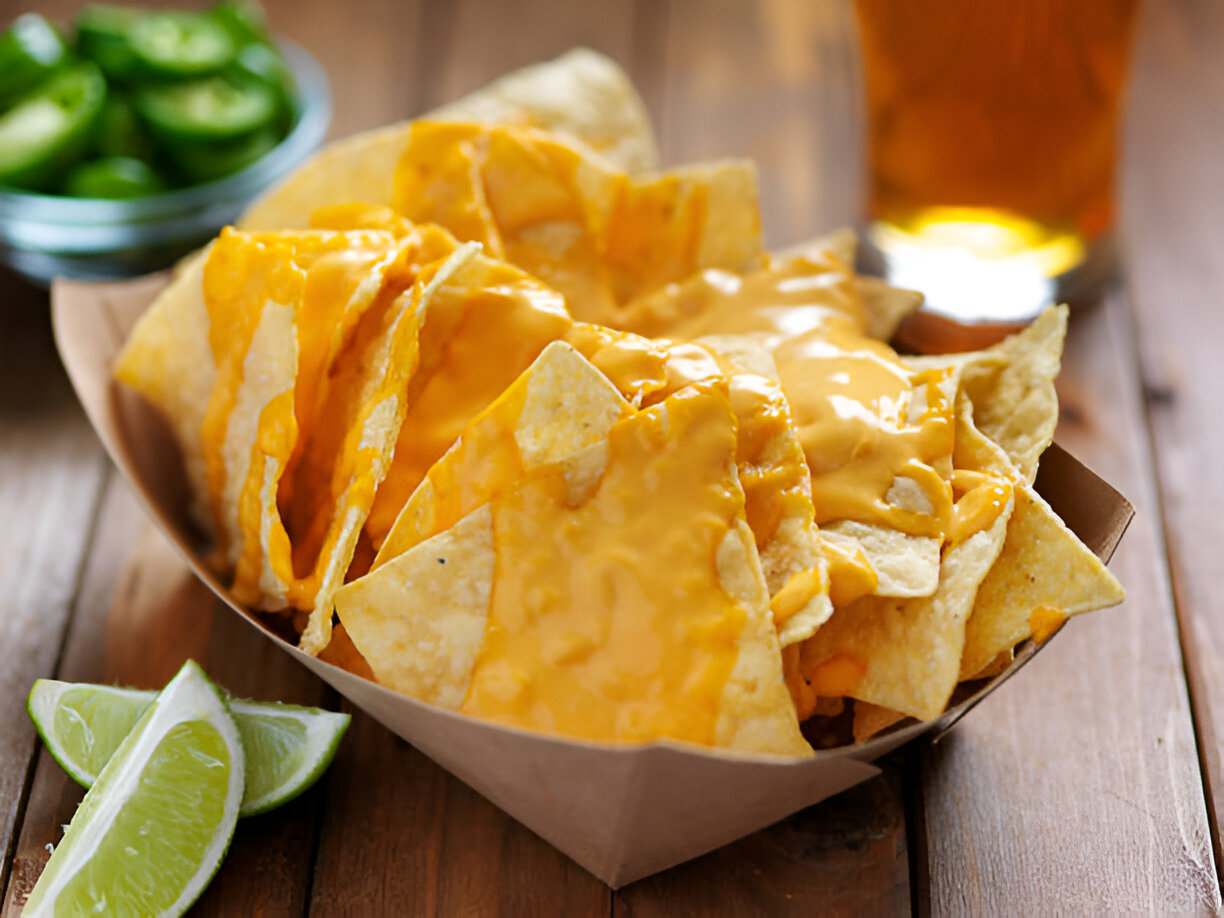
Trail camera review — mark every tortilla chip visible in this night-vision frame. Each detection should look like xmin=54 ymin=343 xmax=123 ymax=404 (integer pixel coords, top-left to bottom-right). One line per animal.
xmin=468 ymin=385 xmax=808 ymax=754
xmin=612 ymin=159 xmax=763 ymax=297
xmin=114 ymin=247 xmax=215 ymax=534
xmin=959 ymin=482 xmax=1125 ymax=679
xmin=336 ymin=504 xmax=497 ymax=707
xmin=190 ymin=227 xmax=463 ymax=627
xmin=239 ymin=49 xmax=657 ymax=231
xmin=562 ymin=326 xmax=832 ymax=646
xmin=948 ymin=402 xmax=1124 ymax=678
xmin=855 ymin=275 xmax=924 ymax=342
xmin=792 ymin=474 xmax=1014 ymax=721
xmin=290 ymin=244 xmax=481 ymax=654
xmin=428 ymin=48 xmax=658 ymax=174
xmin=794 ymin=359 xmax=959 ymax=605
xmin=820 ymin=521 xmax=940 ymax=598
xmin=617 ymin=235 xmax=861 ymax=343
xmin=372 ymin=340 xmax=634 ymax=569
xmin=968 ymin=650 xmax=1013 ymax=681
xmin=316 ymin=621 xmax=375 ymax=682
xmin=958 ymin=305 xmax=1068 ymax=482
xmin=229 ymin=309 xmax=297 ymax=611
xmin=340 ymin=384 xmax=810 ymax=755
xmin=726 ymin=373 xmax=831 ymax=646
xmin=363 ymin=251 xmax=576 ymax=548
xmin=390 ymin=121 xmax=762 ymax=327
xmin=198 ymin=230 xmax=310 ymax=570
xmin=852 ymin=702 xmax=909 ymax=743
xmin=714 ymin=519 xmax=813 ymax=755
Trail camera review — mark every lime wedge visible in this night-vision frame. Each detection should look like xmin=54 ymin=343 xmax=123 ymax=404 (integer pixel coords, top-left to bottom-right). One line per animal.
xmin=22 ymin=660 xmax=244 ymax=917
xmin=27 ymin=677 xmax=350 ymax=817
xmin=228 ymin=699 xmax=350 ymax=815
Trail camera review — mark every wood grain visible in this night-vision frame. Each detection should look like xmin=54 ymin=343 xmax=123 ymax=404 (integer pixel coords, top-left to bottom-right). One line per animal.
xmin=0 ymin=284 xmax=108 ymax=896
xmin=618 ymin=760 xmax=910 ymax=917
xmin=1122 ymin=0 xmax=1224 ymax=877
xmin=2 ymin=0 xmax=1224 ymax=912
xmin=417 ymin=0 xmax=643 ymax=113
xmin=307 ymin=706 xmax=610 ymax=916
xmin=656 ymin=0 xmax=863 ymax=246
xmin=1 ymin=479 xmax=335 ymax=917
xmin=918 ymin=288 xmax=1220 ymax=913
xmin=264 ymin=0 xmax=427 ymax=139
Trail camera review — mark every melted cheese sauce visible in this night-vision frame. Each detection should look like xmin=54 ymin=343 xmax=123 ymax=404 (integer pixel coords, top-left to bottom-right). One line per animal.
xmin=460 ymin=386 xmax=747 ymax=744
xmin=616 ymin=250 xmax=959 ymax=542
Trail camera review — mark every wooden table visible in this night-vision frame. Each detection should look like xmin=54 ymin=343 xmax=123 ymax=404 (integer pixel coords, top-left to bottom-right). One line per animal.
xmin=3 ymin=0 xmax=1223 ymax=913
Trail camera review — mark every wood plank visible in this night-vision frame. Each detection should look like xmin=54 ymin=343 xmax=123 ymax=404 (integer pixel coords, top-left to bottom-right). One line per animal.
xmin=618 ymin=758 xmax=909 ymax=917
xmin=416 ymin=0 xmax=641 ymax=113
xmin=306 ymin=705 xmax=610 ymax=916
xmin=0 ymin=284 xmax=109 ymax=895
xmin=2 ymin=479 xmax=335 ymax=916
xmin=656 ymin=0 xmax=863 ymax=245
xmin=918 ymin=287 xmax=1219 ymax=912
xmin=1122 ymin=0 xmax=1224 ymax=874
xmin=264 ymin=0 xmax=427 ymax=138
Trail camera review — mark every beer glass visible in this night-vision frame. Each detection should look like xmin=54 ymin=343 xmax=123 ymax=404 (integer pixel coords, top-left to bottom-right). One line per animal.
xmin=855 ymin=0 xmax=1141 ymax=346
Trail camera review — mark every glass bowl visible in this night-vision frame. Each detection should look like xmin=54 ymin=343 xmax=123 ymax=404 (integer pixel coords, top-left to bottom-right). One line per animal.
xmin=0 ymin=40 xmax=330 ymax=286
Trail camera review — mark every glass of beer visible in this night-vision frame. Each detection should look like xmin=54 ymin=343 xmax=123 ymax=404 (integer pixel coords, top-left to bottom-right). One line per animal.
xmin=854 ymin=0 xmax=1141 ymax=347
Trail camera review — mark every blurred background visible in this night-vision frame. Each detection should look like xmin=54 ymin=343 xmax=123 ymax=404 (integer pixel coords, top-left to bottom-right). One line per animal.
xmin=4 ymin=1 xmax=1224 ymax=912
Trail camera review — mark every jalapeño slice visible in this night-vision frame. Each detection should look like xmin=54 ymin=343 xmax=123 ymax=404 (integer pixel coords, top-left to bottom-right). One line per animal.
xmin=0 ymin=63 xmax=107 ymax=191
xmin=230 ymin=42 xmax=298 ymax=124
xmin=0 ymin=13 xmax=69 ymax=106
xmin=210 ymin=0 xmax=271 ymax=49
xmin=129 ymin=11 xmax=235 ymax=79
xmin=166 ymin=124 xmax=278 ymax=183
xmin=95 ymin=92 xmax=154 ymax=160
xmin=75 ymin=5 xmax=144 ymax=82
xmin=135 ymin=72 xmax=277 ymax=142
xmin=64 ymin=155 xmax=166 ymax=198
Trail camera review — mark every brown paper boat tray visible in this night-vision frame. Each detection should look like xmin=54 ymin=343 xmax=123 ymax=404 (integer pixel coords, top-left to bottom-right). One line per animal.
xmin=51 ymin=273 xmax=1135 ymax=888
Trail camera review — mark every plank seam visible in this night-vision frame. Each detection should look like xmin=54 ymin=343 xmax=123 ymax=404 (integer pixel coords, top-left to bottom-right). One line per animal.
xmin=0 ymin=459 xmax=114 ymax=903
xmin=298 ymin=694 xmax=351 ymax=916
xmin=904 ymin=745 xmax=929 ymax=918
xmin=1120 ymin=270 xmax=1224 ymax=897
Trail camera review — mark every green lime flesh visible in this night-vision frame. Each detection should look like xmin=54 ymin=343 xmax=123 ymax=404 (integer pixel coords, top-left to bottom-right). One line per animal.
xmin=28 ymin=680 xmax=350 ymax=817
xmin=22 ymin=661 xmax=243 ymax=918
xmin=53 ymin=721 xmax=234 ymax=915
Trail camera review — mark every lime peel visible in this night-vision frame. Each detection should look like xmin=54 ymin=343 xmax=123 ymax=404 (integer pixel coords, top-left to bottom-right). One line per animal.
xmin=22 ymin=660 xmax=244 ymax=917
xmin=27 ymin=677 xmax=350 ymax=817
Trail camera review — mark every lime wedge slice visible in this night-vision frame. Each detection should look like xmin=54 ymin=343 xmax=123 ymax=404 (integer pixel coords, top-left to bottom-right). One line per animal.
xmin=22 ymin=660 xmax=244 ymax=917
xmin=27 ymin=677 xmax=350 ymax=817
xmin=227 ymin=699 xmax=350 ymax=815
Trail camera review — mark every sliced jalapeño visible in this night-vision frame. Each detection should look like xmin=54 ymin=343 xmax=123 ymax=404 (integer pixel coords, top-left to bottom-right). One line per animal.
xmin=129 ymin=11 xmax=235 ymax=79
xmin=0 ymin=62 xmax=107 ymax=191
xmin=64 ymin=155 xmax=167 ymax=198
xmin=135 ymin=71 xmax=277 ymax=142
xmin=0 ymin=14 xmax=69 ymax=106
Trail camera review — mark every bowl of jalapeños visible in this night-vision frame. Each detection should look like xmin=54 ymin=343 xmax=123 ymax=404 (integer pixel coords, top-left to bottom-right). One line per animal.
xmin=0 ymin=2 xmax=330 ymax=285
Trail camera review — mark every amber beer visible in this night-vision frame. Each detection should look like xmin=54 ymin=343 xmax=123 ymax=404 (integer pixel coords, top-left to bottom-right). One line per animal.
xmin=855 ymin=0 xmax=1140 ymax=325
